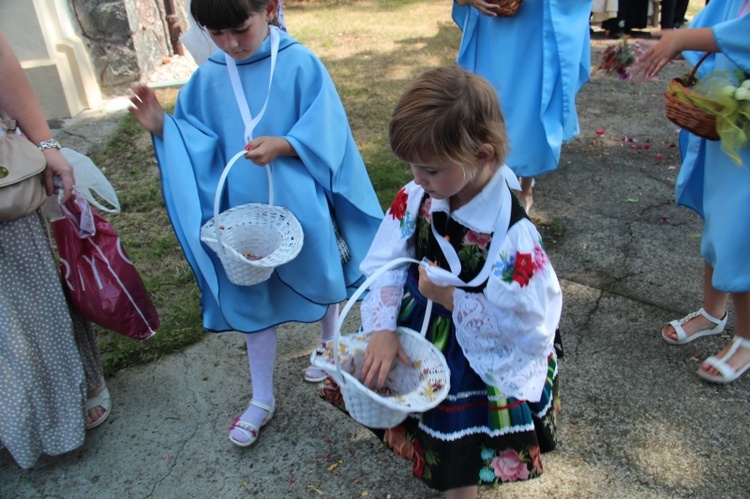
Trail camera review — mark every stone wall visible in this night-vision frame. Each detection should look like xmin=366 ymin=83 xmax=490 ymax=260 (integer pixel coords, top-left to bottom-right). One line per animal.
xmin=69 ymin=0 xmax=188 ymax=96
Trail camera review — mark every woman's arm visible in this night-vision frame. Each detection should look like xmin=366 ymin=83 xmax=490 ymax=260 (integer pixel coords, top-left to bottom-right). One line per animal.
xmin=0 ymin=33 xmax=74 ymax=201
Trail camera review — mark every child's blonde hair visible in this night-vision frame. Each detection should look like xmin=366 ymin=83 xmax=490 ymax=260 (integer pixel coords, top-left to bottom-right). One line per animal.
xmin=389 ymin=65 xmax=509 ymax=171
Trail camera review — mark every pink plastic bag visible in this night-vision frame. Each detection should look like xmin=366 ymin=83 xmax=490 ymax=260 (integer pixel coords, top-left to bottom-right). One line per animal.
xmin=51 ymin=192 xmax=159 ymax=340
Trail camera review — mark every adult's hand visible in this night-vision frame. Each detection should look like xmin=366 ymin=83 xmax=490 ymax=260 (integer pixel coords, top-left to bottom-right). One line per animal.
xmin=42 ymin=148 xmax=75 ymax=203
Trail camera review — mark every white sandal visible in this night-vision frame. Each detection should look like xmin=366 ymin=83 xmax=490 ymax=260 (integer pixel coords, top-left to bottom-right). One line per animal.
xmin=697 ymin=336 xmax=750 ymax=384
xmin=228 ymin=399 xmax=274 ymax=448
xmin=304 ymin=343 xmax=329 ymax=383
xmin=661 ymin=308 xmax=727 ymax=345
xmin=85 ymin=387 xmax=111 ymax=430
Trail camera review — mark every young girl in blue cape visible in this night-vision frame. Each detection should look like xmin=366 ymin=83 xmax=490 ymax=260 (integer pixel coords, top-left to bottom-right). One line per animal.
xmin=322 ymin=66 xmax=563 ymax=497
xmin=633 ymin=0 xmax=750 ymax=384
xmin=452 ymin=0 xmax=591 ymax=212
xmin=129 ymin=0 xmax=383 ymax=448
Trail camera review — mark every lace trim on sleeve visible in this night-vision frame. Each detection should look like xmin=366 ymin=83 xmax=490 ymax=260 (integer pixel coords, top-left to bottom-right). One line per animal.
xmin=453 ymin=289 xmax=552 ymax=402
xmin=360 ymin=268 xmax=407 ymax=334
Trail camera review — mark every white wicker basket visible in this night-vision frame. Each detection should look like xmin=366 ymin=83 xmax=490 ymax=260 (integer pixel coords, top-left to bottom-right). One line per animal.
xmin=311 ymin=257 xmax=451 ymax=429
xmin=200 ymin=150 xmax=303 ymax=286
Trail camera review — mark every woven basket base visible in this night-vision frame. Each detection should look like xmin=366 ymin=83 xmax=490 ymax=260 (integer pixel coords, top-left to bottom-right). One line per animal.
xmin=664 ymin=79 xmax=720 ymax=141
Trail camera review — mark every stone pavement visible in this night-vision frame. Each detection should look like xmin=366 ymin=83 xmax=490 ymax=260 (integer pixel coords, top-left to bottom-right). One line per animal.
xmin=1 ymin=54 xmax=749 ymax=499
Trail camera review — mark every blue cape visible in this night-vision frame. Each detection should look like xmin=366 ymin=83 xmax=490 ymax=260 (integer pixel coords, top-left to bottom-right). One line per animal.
xmin=452 ymin=0 xmax=591 ymax=177
xmin=674 ymin=1 xmax=750 ymax=292
xmin=154 ymin=31 xmax=383 ymax=333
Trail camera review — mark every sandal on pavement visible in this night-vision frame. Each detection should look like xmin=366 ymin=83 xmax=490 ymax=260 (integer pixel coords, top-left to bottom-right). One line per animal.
xmin=661 ymin=308 xmax=727 ymax=345
xmin=304 ymin=365 xmax=328 ymax=383
xmin=697 ymin=336 xmax=750 ymax=384
xmin=85 ymin=387 xmax=111 ymax=430
xmin=304 ymin=343 xmax=329 ymax=383
xmin=229 ymin=399 xmax=275 ymax=448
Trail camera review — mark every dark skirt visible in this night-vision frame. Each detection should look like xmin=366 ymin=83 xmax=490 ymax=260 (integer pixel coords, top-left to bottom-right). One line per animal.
xmin=321 ymin=273 xmax=562 ymax=491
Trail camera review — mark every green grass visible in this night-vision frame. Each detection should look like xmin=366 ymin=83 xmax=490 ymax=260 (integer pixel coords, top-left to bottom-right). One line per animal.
xmin=94 ymin=0 xmax=458 ymax=375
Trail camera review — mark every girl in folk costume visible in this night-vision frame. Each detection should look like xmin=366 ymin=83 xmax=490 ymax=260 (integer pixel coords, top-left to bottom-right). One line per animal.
xmin=129 ymin=0 xmax=383 ymax=447
xmin=323 ymin=66 xmax=563 ymax=497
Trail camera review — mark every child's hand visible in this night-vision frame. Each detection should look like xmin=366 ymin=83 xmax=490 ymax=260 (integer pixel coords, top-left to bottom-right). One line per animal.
xmin=128 ymin=86 xmax=165 ymax=138
xmin=244 ymin=136 xmax=296 ymax=166
xmin=361 ymin=329 xmax=411 ymax=389
xmin=632 ymin=28 xmax=719 ymax=82
xmin=418 ymin=264 xmax=455 ymax=311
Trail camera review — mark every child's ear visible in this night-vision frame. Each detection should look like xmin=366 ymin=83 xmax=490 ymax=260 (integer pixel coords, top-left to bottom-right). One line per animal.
xmin=475 ymin=143 xmax=495 ymax=165
xmin=266 ymin=0 xmax=279 ymax=22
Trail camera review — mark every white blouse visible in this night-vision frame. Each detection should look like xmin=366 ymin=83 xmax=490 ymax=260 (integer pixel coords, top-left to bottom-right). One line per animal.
xmin=359 ymin=169 xmax=563 ymax=402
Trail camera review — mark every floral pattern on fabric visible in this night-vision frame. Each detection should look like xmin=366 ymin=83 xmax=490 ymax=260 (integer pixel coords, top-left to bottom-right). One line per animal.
xmin=459 ymin=229 xmax=492 ymax=271
xmin=384 ymin=426 xmax=439 ymax=483
xmin=493 ymin=238 xmax=548 ymax=288
xmin=388 ymin=188 xmax=416 ymax=238
xmin=478 ymin=445 xmax=541 ymax=485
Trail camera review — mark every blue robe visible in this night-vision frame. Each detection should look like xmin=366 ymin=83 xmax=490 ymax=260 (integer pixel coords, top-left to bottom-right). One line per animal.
xmin=453 ymin=0 xmax=591 ymax=178
xmin=675 ymin=1 xmax=750 ymax=293
xmin=153 ymin=30 xmax=383 ymax=333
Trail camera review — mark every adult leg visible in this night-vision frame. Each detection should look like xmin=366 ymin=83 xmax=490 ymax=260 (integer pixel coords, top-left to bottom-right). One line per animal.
xmin=662 ymin=261 xmax=728 ymax=342
xmin=673 ymin=0 xmax=689 ymax=28
xmin=230 ymin=327 xmax=277 ymax=446
xmin=698 ymin=291 xmax=750 ymax=382
xmin=660 ymin=0 xmax=677 ymax=29
xmin=69 ymin=303 xmax=110 ymax=429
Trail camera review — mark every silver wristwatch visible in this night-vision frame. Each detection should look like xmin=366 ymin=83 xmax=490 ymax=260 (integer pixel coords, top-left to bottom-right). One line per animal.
xmin=37 ymin=139 xmax=61 ymax=151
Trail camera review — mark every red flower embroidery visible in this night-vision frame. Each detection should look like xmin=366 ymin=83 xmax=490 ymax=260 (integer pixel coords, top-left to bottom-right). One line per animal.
xmin=464 ymin=230 xmax=491 ymax=250
xmin=389 ymin=188 xmax=409 ymax=221
xmin=384 ymin=426 xmax=414 ymax=460
xmin=419 ymin=196 xmax=432 ymax=221
xmin=412 ymin=438 xmax=426 ymax=478
xmin=512 ymin=252 xmax=535 ymax=287
xmin=321 ymin=377 xmax=344 ymax=407
xmin=529 ymin=445 xmax=543 ymax=474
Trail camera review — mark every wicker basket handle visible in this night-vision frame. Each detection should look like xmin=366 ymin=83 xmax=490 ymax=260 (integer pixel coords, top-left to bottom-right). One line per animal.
xmin=212 ymin=150 xmax=274 ymax=255
xmin=684 ymin=51 xmax=712 ymax=84
xmin=333 ymin=257 xmax=433 ymax=384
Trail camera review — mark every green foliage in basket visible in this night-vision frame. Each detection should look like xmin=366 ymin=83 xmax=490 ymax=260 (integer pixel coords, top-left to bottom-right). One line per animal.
xmin=682 ymin=69 xmax=750 ymax=166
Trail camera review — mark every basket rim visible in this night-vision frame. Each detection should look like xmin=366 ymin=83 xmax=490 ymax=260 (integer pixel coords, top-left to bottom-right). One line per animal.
xmin=314 ymin=326 xmax=451 ymax=413
xmin=200 ymin=202 xmax=304 ymax=268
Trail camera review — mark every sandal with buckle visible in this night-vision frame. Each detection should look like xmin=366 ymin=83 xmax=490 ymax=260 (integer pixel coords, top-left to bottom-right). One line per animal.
xmin=228 ymin=399 xmax=274 ymax=448
xmin=697 ymin=336 xmax=750 ymax=384
xmin=85 ymin=386 xmax=111 ymax=430
xmin=661 ymin=308 xmax=727 ymax=345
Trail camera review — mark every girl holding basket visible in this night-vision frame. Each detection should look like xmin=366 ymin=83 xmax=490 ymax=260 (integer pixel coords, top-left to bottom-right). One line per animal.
xmin=129 ymin=0 xmax=382 ymax=447
xmin=323 ymin=66 xmax=563 ymax=497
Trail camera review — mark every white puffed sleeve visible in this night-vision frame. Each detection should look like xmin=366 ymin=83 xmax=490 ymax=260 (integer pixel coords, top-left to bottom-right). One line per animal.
xmin=359 ymin=182 xmax=424 ymax=334
xmin=453 ymin=219 xmax=562 ymax=402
